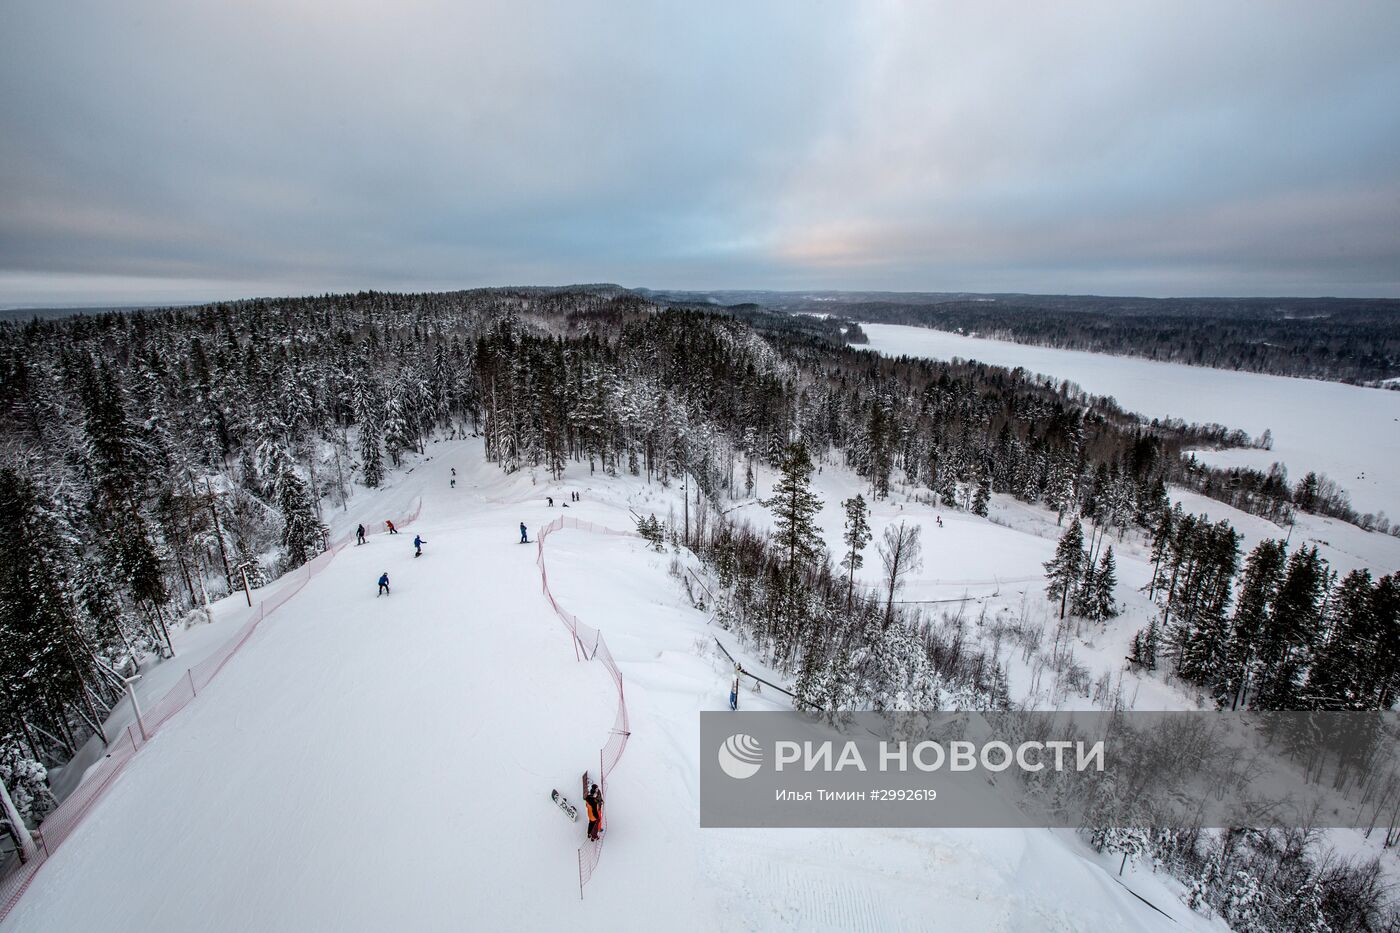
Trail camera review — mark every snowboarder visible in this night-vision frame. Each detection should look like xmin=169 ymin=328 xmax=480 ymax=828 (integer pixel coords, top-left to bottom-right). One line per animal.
xmin=585 ymin=784 xmax=604 ymax=841
xmin=386 ymin=519 xmax=399 ymax=535
xmin=450 ymin=478 xmax=456 ymax=488
xmin=519 ymin=522 xmax=528 ymax=544
xmin=356 ymin=524 xmax=366 ymax=546
xmin=377 ymin=572 xmax=390 ymax=596
xmin=547 ymin=496 xmax=554 ymax=507
xmin=413 ymin=534 xmax=426 ymax=557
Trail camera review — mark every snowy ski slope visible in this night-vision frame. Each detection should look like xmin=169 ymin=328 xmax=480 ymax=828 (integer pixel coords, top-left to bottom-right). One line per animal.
xmin=3 ymin=441 xmax=1216 ymax=932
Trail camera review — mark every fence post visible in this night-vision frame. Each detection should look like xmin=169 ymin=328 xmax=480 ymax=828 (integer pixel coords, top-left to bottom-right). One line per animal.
xmin=187 ymin=668 xmax=197 ymax=697
xmin=578 ymin=849 xmax=584 ymax=900
xmin=123 ymin=675 xmax=148 ymax=742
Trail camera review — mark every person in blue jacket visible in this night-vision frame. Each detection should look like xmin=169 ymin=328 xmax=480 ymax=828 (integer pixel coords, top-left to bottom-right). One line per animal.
xmin=377 ymin=572 xmax=390 ymax=596
xmin=519 ymin=522 xmax=528 ymax=544
xmin=413 ymin=534 xmax=426 ymax=558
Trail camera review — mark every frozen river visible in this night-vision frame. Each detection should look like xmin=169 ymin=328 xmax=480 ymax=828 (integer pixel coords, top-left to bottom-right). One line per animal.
xmin=861 ymin=323 xmax=1400 ymax=523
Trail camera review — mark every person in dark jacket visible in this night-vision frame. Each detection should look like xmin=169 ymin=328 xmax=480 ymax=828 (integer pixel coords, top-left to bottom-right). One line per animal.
xmin=585 ymin=784 xmax=604 ymax=841
xmin=377 ymin=572 xmax=390 ymax=596
xmin=519 ymin=522 xmax=528 ymax=544
xmin=413 ymin=534 xmax=426 ymax=557
xmin=356 ymin=524 xmax=366 ymax=546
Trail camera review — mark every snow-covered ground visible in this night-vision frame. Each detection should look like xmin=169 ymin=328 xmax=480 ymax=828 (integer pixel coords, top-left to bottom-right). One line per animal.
xmin=861 ymin=323 xmax=1400 ymax=522
xmin=4 ymin=440 xmax=1221 ymax=932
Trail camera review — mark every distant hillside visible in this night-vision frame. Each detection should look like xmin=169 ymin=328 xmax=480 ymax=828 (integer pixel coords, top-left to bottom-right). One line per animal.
xmin=633 ymin=289 xmax=1400 ymax=384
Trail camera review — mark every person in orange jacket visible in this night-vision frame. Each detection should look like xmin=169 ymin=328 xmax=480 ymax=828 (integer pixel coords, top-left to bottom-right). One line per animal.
xmin=386 ymin=519 xmax=398 ymax=535
xmin=585 ymin=783 xmax=604 ymax=841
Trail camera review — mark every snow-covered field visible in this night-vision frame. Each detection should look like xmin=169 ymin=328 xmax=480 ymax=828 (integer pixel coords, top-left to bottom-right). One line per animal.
xmin=4 ymin=441 xmax=1218 ymax=932
xmin=861 ymin=323 xmax=1400 ymax=522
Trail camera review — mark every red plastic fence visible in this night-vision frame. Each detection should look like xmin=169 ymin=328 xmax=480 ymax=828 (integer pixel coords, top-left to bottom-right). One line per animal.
xmin=533 ymin=517 xmax=633 ymax=898
xmin=0 ymin=498 xmax=423 ymax=926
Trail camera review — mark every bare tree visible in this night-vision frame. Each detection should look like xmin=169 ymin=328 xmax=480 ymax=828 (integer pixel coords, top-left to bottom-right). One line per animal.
xmin=878 ymin=521 xmax=923 ymax=625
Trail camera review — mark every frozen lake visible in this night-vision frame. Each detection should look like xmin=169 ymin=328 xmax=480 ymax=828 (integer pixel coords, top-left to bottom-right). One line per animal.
xmin=861 ymin=323 xmax=1400 ymax=523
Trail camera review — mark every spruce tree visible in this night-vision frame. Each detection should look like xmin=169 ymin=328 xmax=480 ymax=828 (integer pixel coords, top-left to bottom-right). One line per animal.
xmin=1252 ymin=546 xmax=1326 ymax=709
xmin=1303 ymin=569 xmax=1395 ymax=710
xmin=275 ymin=464 xmax=323 ymax=569
xmin=763 ymin=442 xmax=824 ymax=575
xmin=358 ymin=424 xmax=384 ymax=488
xmin=761 ymin=442 xmax=824 ymax=653
xmin=1091 ymin=547 xmax=1117 ymax=620
xmin=840 ymin=495 xmax=871 ymax=610
xmin=1222 ymin=539 xmax=1286 ymax=708
xmin=1044 ymin=518 xmax=1085 ymax=619
xmin=0 ymin=468 xmax=97 ymax=757
xmin=972 ymin=475 xmax=991 ymax=517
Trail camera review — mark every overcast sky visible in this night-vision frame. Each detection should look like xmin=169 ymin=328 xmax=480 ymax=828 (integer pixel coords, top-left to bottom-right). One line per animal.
xmin=2 ymin=1 xmax=1398 ymax=306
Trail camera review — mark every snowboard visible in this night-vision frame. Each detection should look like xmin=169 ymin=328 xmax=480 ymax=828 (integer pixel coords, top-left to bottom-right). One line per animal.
xmin=551 ymin=790 xmax=578 ymax=822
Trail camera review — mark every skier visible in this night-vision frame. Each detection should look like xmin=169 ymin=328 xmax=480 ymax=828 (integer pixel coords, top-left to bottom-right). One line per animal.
xmin=413 ymin=534 xmax=426 ymax=558
xmin=585 ymin=784 xmax=604 ymax=841
xmin=519 ymin=522 xmax=528 ymax=544
xmin=386 ymin=519 xmax=399 ymax=535
xmin=547 ymin=496 xmax=554 ymax=507
xmin=450 ymin=478 xmax=456 ymax=488
xmin=377 ymin=572 xmax=390 ymax=597
xmin=356 ymin=524 xmax=366 ymax=546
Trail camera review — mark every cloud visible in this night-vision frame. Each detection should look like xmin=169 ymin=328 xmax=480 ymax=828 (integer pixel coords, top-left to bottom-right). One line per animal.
xmin=1 ymin=0 xmax=1396 ymax=304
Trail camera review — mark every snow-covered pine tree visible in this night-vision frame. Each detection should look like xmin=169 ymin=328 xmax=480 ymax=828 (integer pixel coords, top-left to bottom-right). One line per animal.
xmin=382 ymin=389 xmax=413 ymax=468
xmin=1128 ymin=617 xmax=1160 ymax=671
xmin=271 ymin=462 xmax=320 ymax=571
xmin=972 ymin=474 xmax=991 ymax=517
xmin=1220 ymin=538 xmax=1286 ymax=708
xmin=1252 ymin=545 xmax=1326 ymax=709
xmin=1044 ymin=518 xmax=1085 ymax=619
xmin=1090 ymin=547 xmax=1117 ymax=620
xmin=761 ymin=442 xmax=825 ymax=655
xmin=0 ymin=467 xmax=115 ymax=758
xmin=840 ymin=494 xmax=871 ymax=610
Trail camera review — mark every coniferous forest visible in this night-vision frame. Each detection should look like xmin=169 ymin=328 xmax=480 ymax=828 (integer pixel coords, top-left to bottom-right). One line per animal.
xmin=1 ymin=288 xmax=1398 ymax=929
xmin=0 ymin=288 xmax=1395 ymax=797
